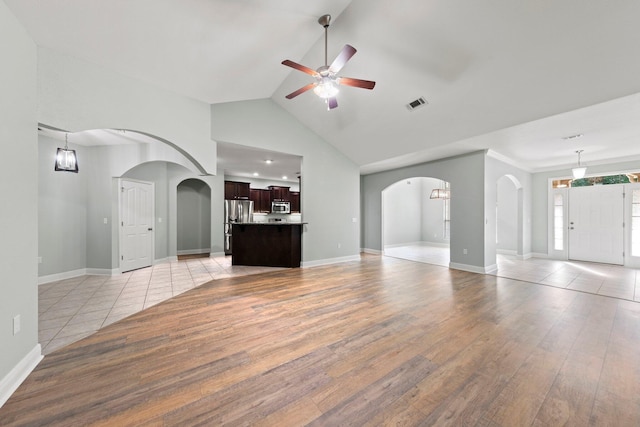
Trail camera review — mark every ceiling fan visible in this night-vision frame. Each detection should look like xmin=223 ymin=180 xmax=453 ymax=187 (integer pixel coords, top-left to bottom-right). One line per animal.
xmin=281 ymin=14 xmax=376 ymax=110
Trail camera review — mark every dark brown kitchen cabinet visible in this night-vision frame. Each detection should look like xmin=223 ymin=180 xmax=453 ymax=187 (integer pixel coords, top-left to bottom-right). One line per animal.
xmin=250 ymin=188 xmax=271 ymax=212
xmin=268 ymin=185 xmax=290 ymax=202
xmin=225 ymin=181 xmax=250 ymax=200
xmin=290 ymin=191 xmax=300 ymax=213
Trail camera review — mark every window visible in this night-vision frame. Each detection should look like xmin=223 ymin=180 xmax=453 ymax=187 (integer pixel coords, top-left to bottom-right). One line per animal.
xmin=553 ymin=193 xmax=564 ymax=251
xmin=633 ymin=189 xmax=640 ymax=257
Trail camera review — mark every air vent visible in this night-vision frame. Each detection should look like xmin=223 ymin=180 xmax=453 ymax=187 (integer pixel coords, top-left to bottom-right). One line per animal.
xmin=406 ymin=97 xmax=427 ymax=111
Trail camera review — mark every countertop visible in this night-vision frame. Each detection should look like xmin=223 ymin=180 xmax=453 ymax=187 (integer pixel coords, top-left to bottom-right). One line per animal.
xmin=231 ymin=222 xmax=306 ymax=226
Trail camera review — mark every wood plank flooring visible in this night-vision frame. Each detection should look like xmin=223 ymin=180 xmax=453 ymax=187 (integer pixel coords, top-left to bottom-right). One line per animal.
xmin=2 ymin=255 xmax=640 ymax=426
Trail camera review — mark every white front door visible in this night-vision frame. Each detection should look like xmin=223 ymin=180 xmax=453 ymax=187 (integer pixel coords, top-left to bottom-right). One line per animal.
xmin=120 ymin=179 xmax=154 ymax=272
xmin=568 ymin=185 xmax=624 ymax=265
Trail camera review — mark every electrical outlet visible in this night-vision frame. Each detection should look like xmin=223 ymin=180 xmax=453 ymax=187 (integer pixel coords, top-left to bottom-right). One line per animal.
xmin=38 ymin=256 xmax=42 ymax=264
xmin=13 ymin=315 xmax=21 ymax=335
xmin=103 ymin=218 xmax=108 ymax=224
xmin=337 ymin=243 xmax=341 ymax=249
xmin=463 ymin=249 xmax=468 ymax=255
xmin=158 ymin=217 xmax=162 ymax=223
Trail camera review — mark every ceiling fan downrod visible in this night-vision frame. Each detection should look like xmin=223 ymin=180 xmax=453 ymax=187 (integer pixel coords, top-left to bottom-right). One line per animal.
xmin=318 ymin=14 xmax=331 ymax=67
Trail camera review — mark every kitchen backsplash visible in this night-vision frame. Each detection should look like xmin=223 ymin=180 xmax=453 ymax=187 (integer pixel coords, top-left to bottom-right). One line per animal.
xmin=252 ymin=213 xmax=302 ymax=223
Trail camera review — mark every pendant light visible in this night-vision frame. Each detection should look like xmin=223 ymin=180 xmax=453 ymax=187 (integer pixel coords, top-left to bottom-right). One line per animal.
xmin=572 ymin=150 xmax=586 ymax=179
xmin=55 ymin=133 xmax=79 ymax=173
xmin=430 ymin=180 xmax=450 ymax=199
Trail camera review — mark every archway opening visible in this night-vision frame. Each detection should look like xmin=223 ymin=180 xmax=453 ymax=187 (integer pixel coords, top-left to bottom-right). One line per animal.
xmin=382 ymin=177 xmax=451 ymax=267
xmin=177 ymin=178 xmax=212 ymax=259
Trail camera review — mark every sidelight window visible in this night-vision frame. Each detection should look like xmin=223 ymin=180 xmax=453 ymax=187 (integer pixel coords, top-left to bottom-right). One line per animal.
xmin=553 ymin=193 xmax=564 ymax=251
xmin=633 ymin=189 xmax=640 ymax=257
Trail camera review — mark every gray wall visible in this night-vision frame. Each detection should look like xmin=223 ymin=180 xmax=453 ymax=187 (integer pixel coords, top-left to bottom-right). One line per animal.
xmin=362 ymin=152 xmax=486 ymax=268
xmin=0 ymin=0 xmax=39 ymax=395
xmin=211 ymin=99 xmax=361 ymax=265
xmin=497 ymin=175 xmax=518 ymax=252
xmin=177 ymin=179 xmax=211 ymax=253
xmin=421 ymin=178 xmax=450 ymax=244
xmin=383 ymin=179 xmax=423 ymax=247
xmin=38 ymin=136 xmax=88 ymax=276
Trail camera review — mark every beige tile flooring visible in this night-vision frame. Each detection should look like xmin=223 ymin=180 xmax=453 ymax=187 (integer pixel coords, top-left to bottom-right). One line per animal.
xmin=38 ymin=256 xmax=283 ymax=355
xmin=384 ymin=244 xmax=640 ymax=302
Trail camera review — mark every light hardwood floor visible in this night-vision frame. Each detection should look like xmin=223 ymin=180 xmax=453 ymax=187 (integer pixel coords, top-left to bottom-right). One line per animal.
xmin=2 ymin=254 xmax=640 ymax=426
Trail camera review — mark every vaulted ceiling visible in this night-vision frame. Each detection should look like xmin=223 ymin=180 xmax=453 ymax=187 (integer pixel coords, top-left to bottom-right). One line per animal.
xmin=7 ymin=0 xmax=640 ymax=175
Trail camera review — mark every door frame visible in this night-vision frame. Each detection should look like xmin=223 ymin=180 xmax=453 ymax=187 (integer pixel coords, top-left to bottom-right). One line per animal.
xmin=118 ymin=178 xmax=155 ymax=273
xmin=548 ymin=180 xmax=640 ymax=267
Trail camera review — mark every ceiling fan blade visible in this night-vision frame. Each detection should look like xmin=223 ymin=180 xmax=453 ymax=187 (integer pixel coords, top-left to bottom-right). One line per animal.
xmin=338 ymin=77 xmax=376 ymax=90
xmin=329 ymin=44 xmax=357 ymax=73
xmin=282 ymin=60 xmax=319 ymax=77
xmin=285 ymin=83 xmax=317 ymax=99
xmin=328 ymin=97 xmax=338 ymax=110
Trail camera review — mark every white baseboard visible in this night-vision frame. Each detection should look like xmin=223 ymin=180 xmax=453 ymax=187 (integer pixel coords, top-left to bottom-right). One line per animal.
xmin=362 ymin=248 xmax=382 ymax=255
xmin=497 ymin=249 xmax=517 ymax=256
xmin=39 ymin=267 xmax=123 ymax=285
xmin=38 ymin=268 xmax=87 ymax=285
xmin=449 ymin=262 xmax=497 ymax=274
xmin=210 ymin=252 xmax=225 ymax=258
xmin=177 ymin=249 xmax=211 ymax=256
xmin=86 ymin=268 xmax=118 ymax=276
xmin=0 ymin=344 xmax=43 ymax=408
xmin=518 ymin=252 xmax=533 ymax=260
xmin=302 ymin=254 xmax=361 ymax=268
xmin=419 ymin=241 xmax=450 ymax=248
xmin=532 ymin=252 xmax=549 ymax=259
xmin=383 ymin=241 xmax=424 ymax=249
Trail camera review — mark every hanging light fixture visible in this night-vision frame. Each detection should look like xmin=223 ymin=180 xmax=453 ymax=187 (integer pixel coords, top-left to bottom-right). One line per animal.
xmin=55 ymin=133 xmax=79 ymax=173
xmin=430 ymin=180 xmax=450 ymax=199
xmin=572 ymin=150 xmax=586 ymax=179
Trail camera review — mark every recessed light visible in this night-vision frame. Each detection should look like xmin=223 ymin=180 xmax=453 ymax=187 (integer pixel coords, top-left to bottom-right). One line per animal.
xmin=265 ymin=159 xmax=273 ymax=164
xmin=562 ymin=133 xmax=583 ymax=140
xmin=282 ymin=176 xmax=288 ymax=180
xmin=253 ymin=172 xmax=259 ymax=176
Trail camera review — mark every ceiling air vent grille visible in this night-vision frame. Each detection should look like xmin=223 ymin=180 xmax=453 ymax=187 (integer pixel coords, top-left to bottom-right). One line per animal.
xmin=407 ymin=97 xmax=427 ymax=111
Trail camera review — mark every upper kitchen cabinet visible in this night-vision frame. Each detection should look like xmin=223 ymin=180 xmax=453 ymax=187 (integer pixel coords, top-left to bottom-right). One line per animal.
xmin=290 ymin=191 xmax=300 ymax=213
xmin=225 ymin=181 xmax=250 ymax=200
xmin=250 ymin=188 xmax=271 ymax=212
xmin=269 ymin=185 xmax=290 ymax=202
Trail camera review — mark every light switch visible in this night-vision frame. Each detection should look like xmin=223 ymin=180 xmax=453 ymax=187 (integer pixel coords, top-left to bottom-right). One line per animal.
xmin=103 ymin=218 xmax=108 ymax=224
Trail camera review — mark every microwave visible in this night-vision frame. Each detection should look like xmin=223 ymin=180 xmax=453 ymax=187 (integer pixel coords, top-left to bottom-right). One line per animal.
xmin=271 ymin=201 xmax=290 ymax=214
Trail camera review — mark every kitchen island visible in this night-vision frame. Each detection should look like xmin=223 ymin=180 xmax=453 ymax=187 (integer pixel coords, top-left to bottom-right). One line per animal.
xmin=231 ymin=223 xmax=305 ymax=268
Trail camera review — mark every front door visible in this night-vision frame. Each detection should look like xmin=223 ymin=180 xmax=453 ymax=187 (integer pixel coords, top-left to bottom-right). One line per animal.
xmin=120 ymin=179 xmax=154 ymax=272
xmin=568 ymin=185 xmax=624 ymax=265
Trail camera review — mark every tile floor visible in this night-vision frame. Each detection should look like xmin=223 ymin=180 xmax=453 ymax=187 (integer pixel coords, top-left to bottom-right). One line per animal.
xmin=38 ymin=255 xmax=283 ymax=355
xmin=384 ymin=243 xmax=640 ymax=302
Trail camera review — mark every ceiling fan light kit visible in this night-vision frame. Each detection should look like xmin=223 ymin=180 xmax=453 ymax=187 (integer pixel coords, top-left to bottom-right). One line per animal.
xmin=281 ymin=14 xmax=376 ymax=110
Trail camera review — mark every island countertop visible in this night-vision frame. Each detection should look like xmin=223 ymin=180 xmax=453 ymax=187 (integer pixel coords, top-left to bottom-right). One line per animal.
xmin=231 ymin=223 xmax=305 ymax=267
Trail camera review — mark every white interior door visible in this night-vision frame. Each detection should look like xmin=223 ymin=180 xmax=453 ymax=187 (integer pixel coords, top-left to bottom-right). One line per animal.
xmin=120 ymin=179 xmax=154 ymax=272
xmin=568 ymin=185 xmax=624 ymax=265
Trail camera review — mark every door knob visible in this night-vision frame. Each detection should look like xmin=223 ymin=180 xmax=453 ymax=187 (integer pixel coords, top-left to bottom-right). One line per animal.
xmin=570 ymin=227 xmax=574 ymax=230
xmin=148 ymin=228 xmax=153 ymax=231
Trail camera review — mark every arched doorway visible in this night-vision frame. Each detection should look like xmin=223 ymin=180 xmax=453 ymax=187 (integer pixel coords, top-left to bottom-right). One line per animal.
xmin=177 ymin=178 xmax=211 ymax=258
xmin=495 ymin=174 xmax=524 ymax=268
xmin=382 ymin=177 xmax=451 ymax=267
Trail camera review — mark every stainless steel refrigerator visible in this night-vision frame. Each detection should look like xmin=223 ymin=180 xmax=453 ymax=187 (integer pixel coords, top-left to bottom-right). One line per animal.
xmin=224 ymin=199 xmax=254 ymax=255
